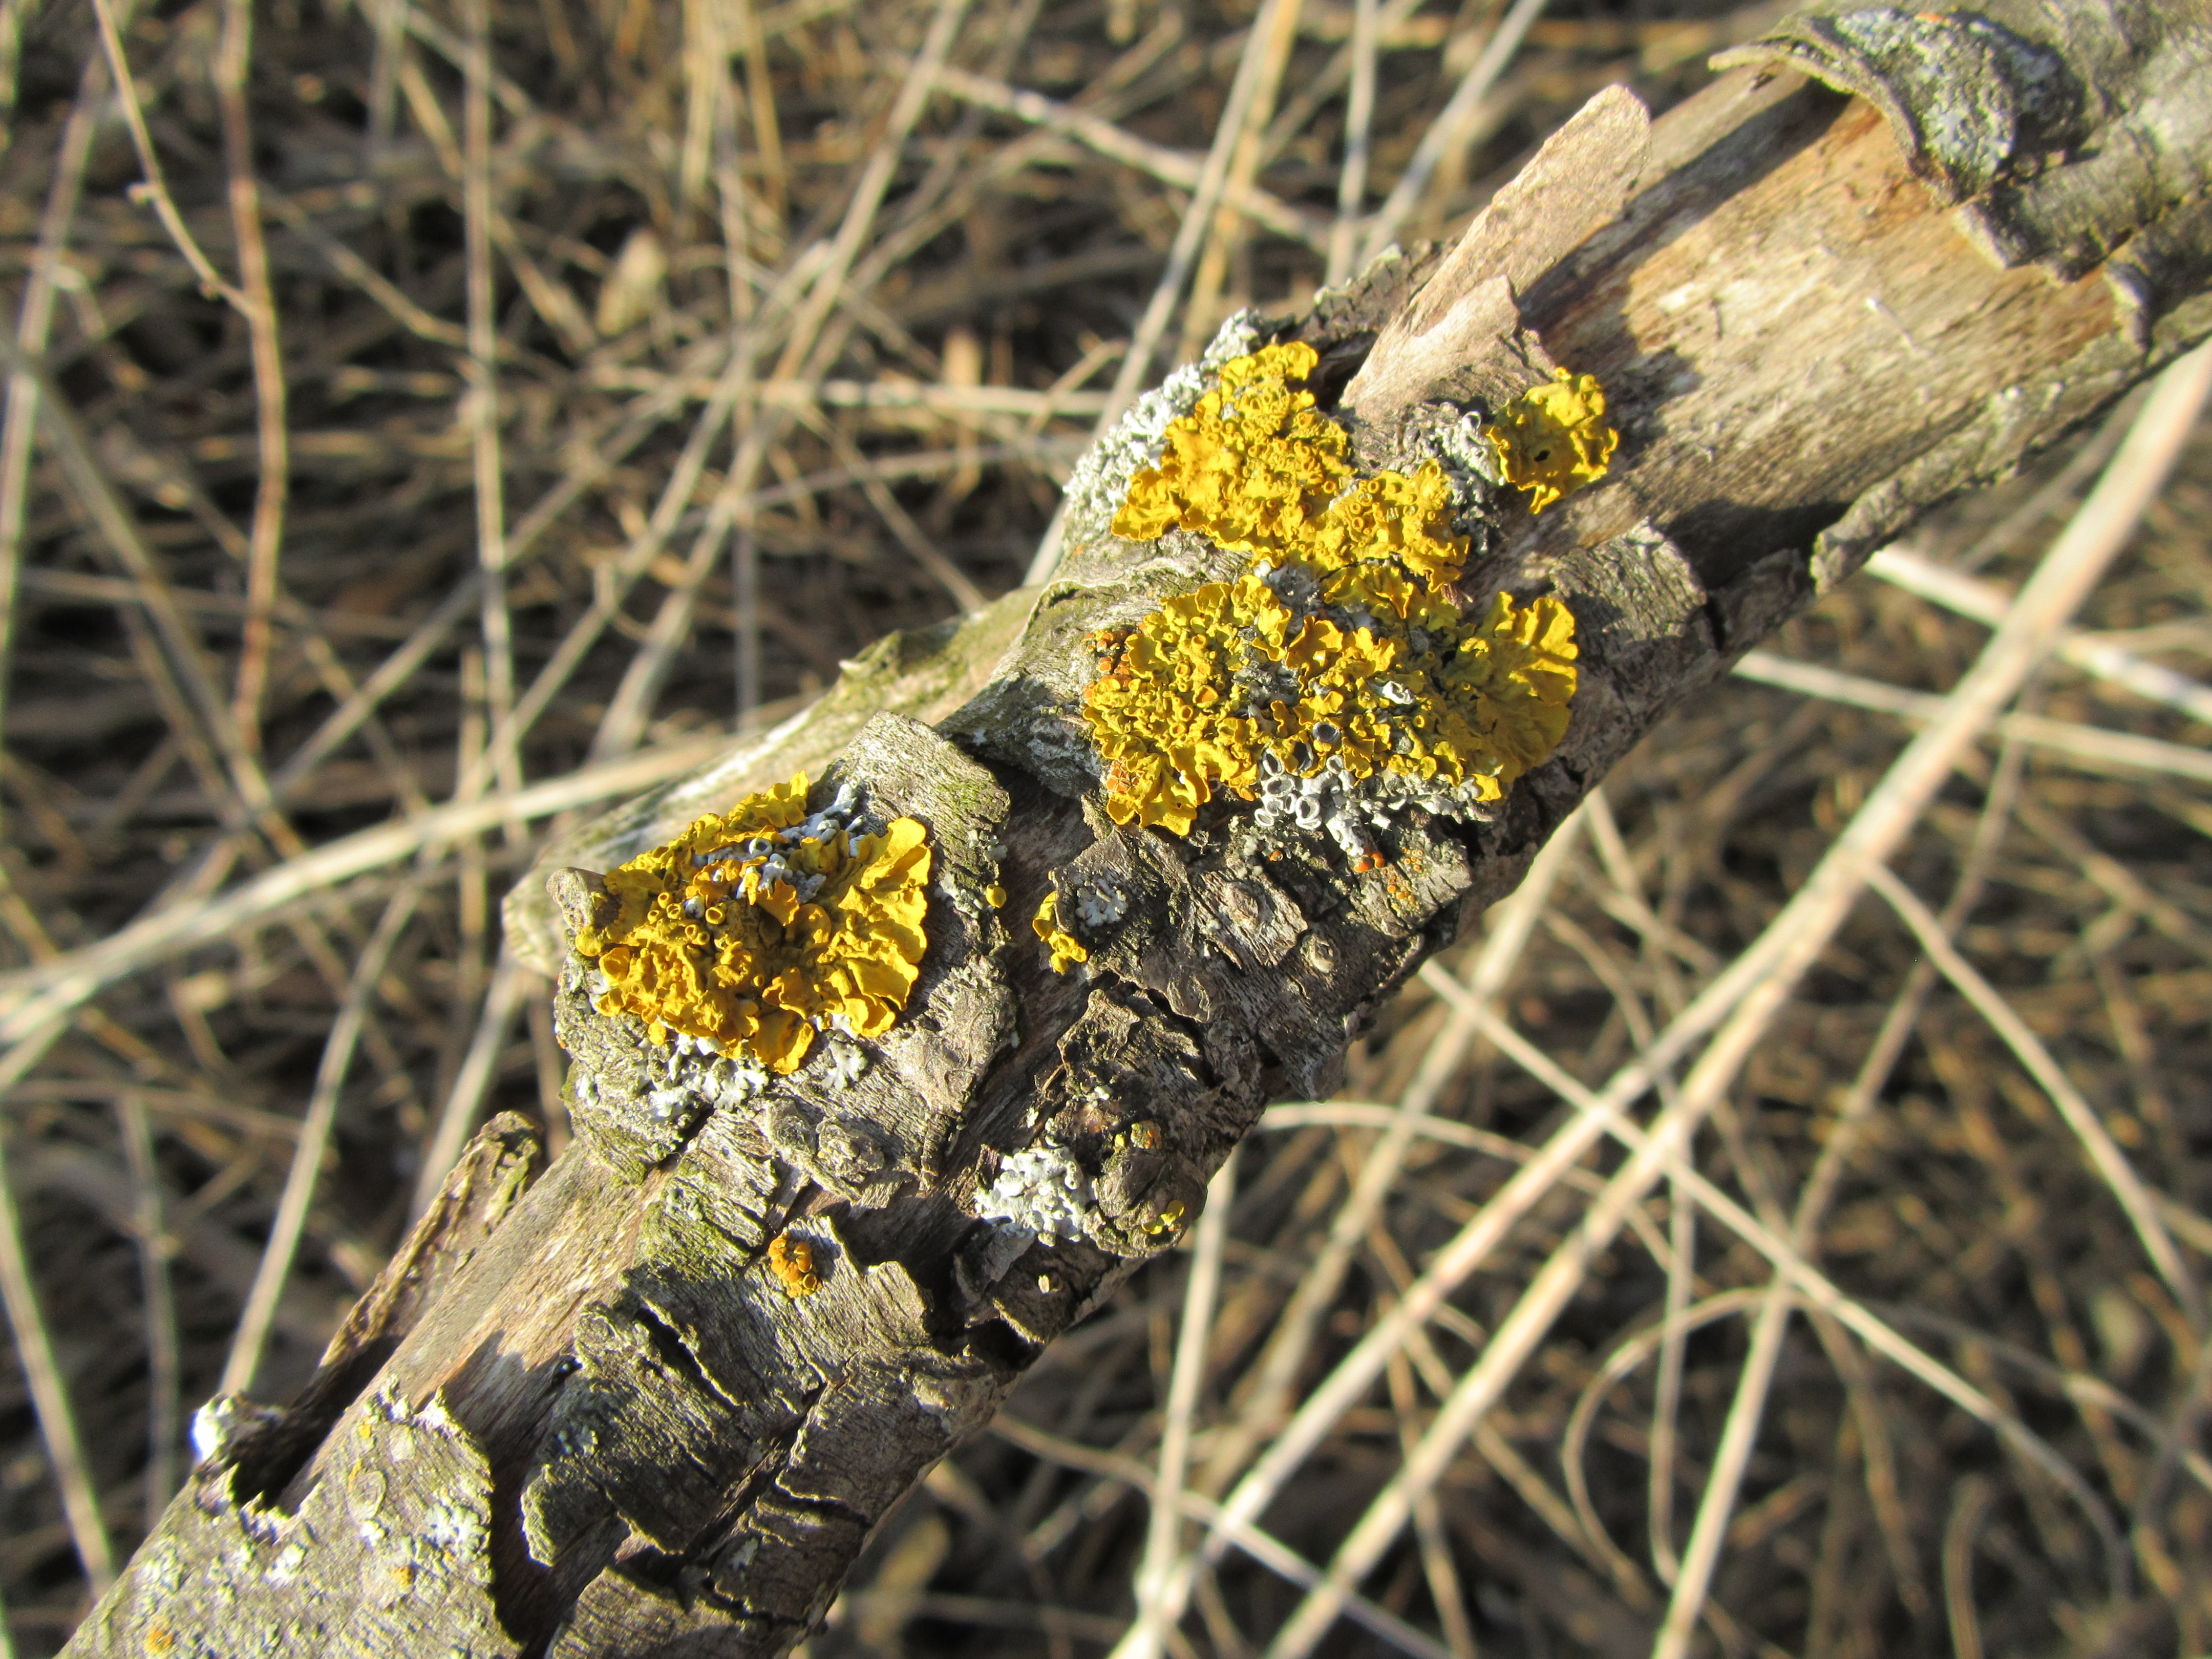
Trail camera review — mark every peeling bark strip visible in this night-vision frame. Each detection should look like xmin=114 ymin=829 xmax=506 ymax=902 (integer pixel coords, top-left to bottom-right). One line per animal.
xmin=1711 ymin=2 xmax=2212 ymax=295
xmin=68 ymin=29 xmax=2212 ymax=1659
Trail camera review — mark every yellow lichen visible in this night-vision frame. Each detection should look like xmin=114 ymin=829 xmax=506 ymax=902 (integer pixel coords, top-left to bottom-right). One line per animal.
xmin=1085 ymin=343 xmax=1580 ymax=837
xmin=767 ymin=1232 xmax=822 ymax=1296
xmin=1033 ymin=891 xmax=1089 ymax=974
xmin=1114 ymin=341 xmax=1355 ymax=555
xmin=1484 ymin=368 xmax=1618 ymax=514
xmin=572 ymin=772 xmax=931 ymax=1074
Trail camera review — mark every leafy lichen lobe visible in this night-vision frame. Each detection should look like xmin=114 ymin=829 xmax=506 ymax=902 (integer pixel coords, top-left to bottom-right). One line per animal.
xmin=1084 ymin=341 xmax=1584 ymax=836
xmin=573 ymin=772 xmax=931 ymax=1074
xmin=1031 ymin=891 xmax=1089 ymax=974
xmin=1484 ymin=367 xmax=1619 ymax=514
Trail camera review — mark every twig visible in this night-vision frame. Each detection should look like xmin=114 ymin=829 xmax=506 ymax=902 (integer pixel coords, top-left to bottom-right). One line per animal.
xmin=1663 ymin=725 xmax=2025 ymax=1643
xmin=0 ymin=1019 xmax=113 ymax=1593
xmin=1560 ymin=1289 xmax=1768 ymax=1605
xmin=1869 ymin=863 xmax=2202 ymax=1329
xmin=680 ymin=0 xmax=723 ymax=213
xmin=0 ymin=729 xmax=737 ymax=1046
xmin=84 ymin=0 xmax=244 ymax=306
xmin=0 ymin=341 xmax=302 ymax=854
xmin=991 ymin=1412 xmax=1456 ymax=1659
xmin=1257 ymin=1101 xmax=1605 ymax=1193
xmin=459 ymin=341 xmax=754 ymax=799
xmin=932 ymin=68 xmax=1328 ymax=251
xmin=1325 ymin=0 xmax=1380 ymax=286
xmin=1942 ymin=1477 xmax=1994 ymax=1659
xmin=115 ymin=1089 xmax=180 ymax=1523
xmin=1260 ymin=0 xmax=1428 ymax=173
xmin=413 ymin=944 xmax=529 ymax=1215
xmin=587 ymin=0 xmax=974 ymax=763
xmin=1867 ymin=545 xmax=2212 ymax=727
xmin=1174 ymin=0 xmax=1306 ymax=362
xmin=1125 ymin=1153 xmax=1237 ymax=1659
xmin=813 ymin=414 xmax=990 ymax=612
xmin=265 ymin=195 xmax=470 ymax=350
xmin=1465 ymin=1002 xmax=2133 ymax=1603
xmin=0 ymin=40 xmax=111 ymax=810
xmin=732 ymin=0 xmax=788 ymax=235
xmin=0 ymin=0 xmax=30 ymax=152
xmin=1731 ymin=651 xmax=2212 ymax=784
xmin=1657 ymin=737 xmax=2035 ymax=1646
xmin=215 ymin=0 xmax=290 ymax=753
xmin=462 ymin=0 xmax=520 ymax=819
xmin=1027 ymin=0 xmax=1307 ymax=583
xmin=769 ymin=0 xmax=973 ymax=397
xmin=1356 ymin=0 xmax=1551 ymax=265
xmin=1648 ymin=1162 xmax=1694 ymax=1584
xmin=1382 ymin=1339 xmax=1479 ymax=1659
xmin=221 ymin=886 xmax=424 ymax=1393
xmin=2012 ymin=794 xmax=2212 ymax=968
xmin=718 ymin=51 xmax=761 ymax=728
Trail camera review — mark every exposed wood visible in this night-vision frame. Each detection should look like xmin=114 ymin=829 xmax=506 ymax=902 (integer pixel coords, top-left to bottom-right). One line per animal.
xmin=1339 ymin=82 xmax=1651 ymax=425
xmin=66 ymin=37 xmax=2212 ymax=1659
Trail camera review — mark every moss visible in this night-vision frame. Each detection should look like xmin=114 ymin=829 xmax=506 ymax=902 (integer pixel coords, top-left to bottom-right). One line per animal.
xmin=1485 ymin=368 xmax=1618 ymax=514
xmin=572 ymin=772 xmax=931 ymax=1074
xmin=1083 ymin=343 xmax=1582 ymax=837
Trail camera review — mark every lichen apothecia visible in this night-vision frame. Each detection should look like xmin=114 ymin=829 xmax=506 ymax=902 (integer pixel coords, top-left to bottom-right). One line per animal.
xmin=1079 ymin=340 xmax=1586 ymax=839
xmin=571 ymin=773 xmax=930 ymax=1074
xmin=766 ymin=1232 xmax=823 ymax=1297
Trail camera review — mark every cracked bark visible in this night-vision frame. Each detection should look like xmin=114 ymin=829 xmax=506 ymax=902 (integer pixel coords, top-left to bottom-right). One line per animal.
xmin=62 ymin=26 xmax=2212 ymax=1659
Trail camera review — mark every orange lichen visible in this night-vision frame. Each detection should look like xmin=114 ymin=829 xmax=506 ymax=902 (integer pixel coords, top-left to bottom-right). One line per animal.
xmin=767 ymin=1232 xmax=822 ymax=1296
xmin=1484 ymin=368 xmax=1618 ymax=514
xmin=1084 ymin=343 xmax=1581 ymax=836
xmin=572 ymin=772 xmax=931 ymax=1074
xmin=1032 ymin=891 xmax=1089 ymax=974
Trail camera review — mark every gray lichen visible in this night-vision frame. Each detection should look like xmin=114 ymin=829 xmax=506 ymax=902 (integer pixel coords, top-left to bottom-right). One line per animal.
xmin=79 ymin=1387 xmax=514 ymax=1659
xmin=971 ymin=1144 xmax=1094 ymax=1243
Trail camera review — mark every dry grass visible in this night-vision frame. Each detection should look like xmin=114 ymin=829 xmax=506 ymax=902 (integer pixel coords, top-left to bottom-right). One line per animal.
xmin=0 ymin=0 xmax=2206 ymax=1654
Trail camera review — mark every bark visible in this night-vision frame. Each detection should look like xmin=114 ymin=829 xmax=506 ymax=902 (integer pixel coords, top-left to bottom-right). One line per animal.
xmin=65 ymin=14 xmax=2212 ymax=1657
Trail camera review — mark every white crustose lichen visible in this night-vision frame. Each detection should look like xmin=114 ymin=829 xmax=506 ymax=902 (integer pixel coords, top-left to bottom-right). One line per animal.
xmin=971 ymin=1143 xmax=1094 ymax=1244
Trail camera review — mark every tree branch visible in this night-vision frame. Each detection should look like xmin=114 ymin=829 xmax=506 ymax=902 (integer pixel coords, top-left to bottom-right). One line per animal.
xmin=62 ymin=15 xmax=2212 ymax=1656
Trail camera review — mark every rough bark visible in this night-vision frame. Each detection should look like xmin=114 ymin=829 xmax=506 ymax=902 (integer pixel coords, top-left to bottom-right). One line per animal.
xmin=65 ymin=16 xmax=2212 ymax=1657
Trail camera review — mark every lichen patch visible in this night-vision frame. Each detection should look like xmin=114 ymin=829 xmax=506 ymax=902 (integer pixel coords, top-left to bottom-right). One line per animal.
xmin=972 ymin=1144 xmax=1094 ymax=1243
xmin=1484 ymin=367 xmax=1619 ymax=514
xmin=1032 ymin=891 xmax=1089 ymax=974
xmin=767 ymin=1232 xmax=823 ymax=1296
xmin=572 ymin=773 xmax=931 ymax=1074
xmin=1083 ymin=341 xmax=1581 ymax=837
